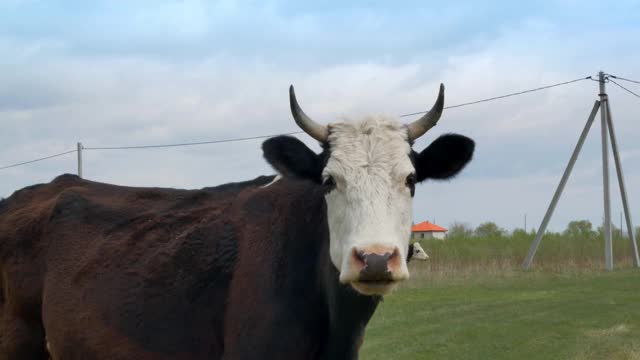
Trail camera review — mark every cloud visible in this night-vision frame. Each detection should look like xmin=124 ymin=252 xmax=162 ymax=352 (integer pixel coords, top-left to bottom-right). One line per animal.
xmin=1 ymin=1 xmax=640 ymax=232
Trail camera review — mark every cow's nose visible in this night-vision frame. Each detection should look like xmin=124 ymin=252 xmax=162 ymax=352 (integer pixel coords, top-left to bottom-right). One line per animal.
xmin=351 ymin=246 xmax=400 ymax=281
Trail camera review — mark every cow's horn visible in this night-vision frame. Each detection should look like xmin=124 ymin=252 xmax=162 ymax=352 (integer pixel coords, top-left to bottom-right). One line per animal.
xmin=289 ymin=85 xmax=328 ymax=142
xmin=407 ymin=83 xmax=445 ymax=141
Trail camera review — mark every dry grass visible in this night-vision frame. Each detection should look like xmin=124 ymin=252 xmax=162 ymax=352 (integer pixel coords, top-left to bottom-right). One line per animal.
xmin=412 ymin=233 xmax=638 ymax=278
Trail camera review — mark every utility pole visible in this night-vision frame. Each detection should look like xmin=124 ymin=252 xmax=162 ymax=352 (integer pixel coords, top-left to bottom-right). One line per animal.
xmin=77 ymin=142 xmax=83 ymax=179
xmin=522 ymin=100 xmax=600 ymax=270
xmin=605 ymin=94 xmax=640 ymax=266
xmin=599 ymin=71 xmax=613 ymax=270
xmin=523 ymin=70 xmax=640 ymax=270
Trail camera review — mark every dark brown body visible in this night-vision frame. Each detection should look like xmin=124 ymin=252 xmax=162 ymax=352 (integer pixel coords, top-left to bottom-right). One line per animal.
xmin=0 ymin=174 xmax=379 ymax=360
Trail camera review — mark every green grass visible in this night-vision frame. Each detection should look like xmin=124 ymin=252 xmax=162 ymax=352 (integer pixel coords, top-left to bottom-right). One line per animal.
xmin=416 ymin=234 xmax=637 ymax=272
xmin=361 ymin=269 xmax=640 ymax=360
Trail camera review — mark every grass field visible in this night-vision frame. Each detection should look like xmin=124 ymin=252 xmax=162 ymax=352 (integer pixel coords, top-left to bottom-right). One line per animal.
xmin=361 ymin=268 xmax=640 ymax=360
xmin=360 ymin=233 xmax=640 ymax=359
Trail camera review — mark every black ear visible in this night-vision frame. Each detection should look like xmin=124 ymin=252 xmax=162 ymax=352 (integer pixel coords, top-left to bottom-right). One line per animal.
xmin=414 ymin=134 xmax=474 ymax=182
xmin=262 ymin=136 xmax=324 ymax=183
xmin=406 ymin=243 xmax=415 ymax=263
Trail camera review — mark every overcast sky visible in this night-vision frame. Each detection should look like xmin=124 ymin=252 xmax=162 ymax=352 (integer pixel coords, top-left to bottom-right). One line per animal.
xmin=2 ymin=0 xmax=640 ymax=232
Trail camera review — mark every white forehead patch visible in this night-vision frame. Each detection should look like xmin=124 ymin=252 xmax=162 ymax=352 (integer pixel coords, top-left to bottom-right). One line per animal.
xmin=324 ymin=116 xmax=414 ymax=181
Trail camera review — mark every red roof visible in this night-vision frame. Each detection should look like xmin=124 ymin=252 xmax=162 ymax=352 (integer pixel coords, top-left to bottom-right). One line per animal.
xmin=411 ymin=221 xmax=447 ymax=232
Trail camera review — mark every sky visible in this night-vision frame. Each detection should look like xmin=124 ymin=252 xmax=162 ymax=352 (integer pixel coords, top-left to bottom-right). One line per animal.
xmin=1 ymin=0 xmax=640 ymax=233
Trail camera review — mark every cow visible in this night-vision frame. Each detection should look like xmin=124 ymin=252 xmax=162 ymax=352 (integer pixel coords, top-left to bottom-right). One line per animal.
xmin=0 ymin=84 xmax=474 ymax=359
xmin=408 ymin=242 xmax=429 ymax=261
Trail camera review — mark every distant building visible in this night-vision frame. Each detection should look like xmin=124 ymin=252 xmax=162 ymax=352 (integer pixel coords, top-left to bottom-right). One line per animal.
xmin=411 ymin=221 xmax=448 ymax=240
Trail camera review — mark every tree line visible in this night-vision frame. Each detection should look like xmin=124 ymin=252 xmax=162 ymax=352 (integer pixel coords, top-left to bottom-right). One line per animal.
xmin=447 ymin=220 xmax=640 ymax=241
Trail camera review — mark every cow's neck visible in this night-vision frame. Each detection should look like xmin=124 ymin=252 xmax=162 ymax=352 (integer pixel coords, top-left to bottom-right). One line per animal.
xmin=319 ymin=226 xmax=381 ymax=359
xmin=286 ymin=179 xmax=382 ymax=359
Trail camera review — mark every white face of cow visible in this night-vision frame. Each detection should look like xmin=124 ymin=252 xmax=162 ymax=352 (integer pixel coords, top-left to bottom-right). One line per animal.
xmin=323 ymin=118 xmax=414 ymax=294
xmin=262 ymin=84 xmax=474 ymax=296
xmin=410 ymin=242 xmax=429 ymax=260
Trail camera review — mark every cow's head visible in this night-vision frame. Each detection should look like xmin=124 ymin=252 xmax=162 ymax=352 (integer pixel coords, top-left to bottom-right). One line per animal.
xmin=408 ymin=242 xmax=429 ymax=261
xmin=263 ymin=84 xmax=474 ymax=296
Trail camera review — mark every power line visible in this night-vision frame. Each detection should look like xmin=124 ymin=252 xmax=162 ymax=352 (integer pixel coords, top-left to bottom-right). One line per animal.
xmin=69 ymin=76 xmax=597 ymax=150
xmin=399 ymin=76 xmax=592 ymax=117
xmin=0 ymin=149 xmax=77 ymax=170
xmin=608 ymin=74 xmax=640 ymax=85
xmin=83 ymin=131 xmax=304 ymax=150
xmin=609 ymin=78 xmax=640 ymax=99
xmin=0 ymin=75 xmax=593 ymax=170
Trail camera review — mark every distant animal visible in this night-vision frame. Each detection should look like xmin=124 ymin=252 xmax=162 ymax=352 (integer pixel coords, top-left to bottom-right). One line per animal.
xmin=0 ymin=84 xmax=474 ymax=359
xmin=408 ymin=242 xmax=429 ymax=261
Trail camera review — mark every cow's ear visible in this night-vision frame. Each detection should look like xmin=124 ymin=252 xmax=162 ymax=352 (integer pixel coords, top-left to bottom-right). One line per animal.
xmin=406 ymin=243 xmax=415 ymax=263
xmin=414 ymin=134 xmax=474 ymax=182
xmin=262 ymin=136 xmax=323 ymax=183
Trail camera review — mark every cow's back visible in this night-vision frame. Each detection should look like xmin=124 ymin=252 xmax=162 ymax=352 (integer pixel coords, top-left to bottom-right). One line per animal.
xmin=0 ymin=174 xmax=275 ymax=359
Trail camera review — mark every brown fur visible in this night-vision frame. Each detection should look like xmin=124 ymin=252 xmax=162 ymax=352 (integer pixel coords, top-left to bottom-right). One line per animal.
xmin=0 ymin=174 xmax=275 ymax=359
xmin=0 ymin=174 xmax=377 ymax=359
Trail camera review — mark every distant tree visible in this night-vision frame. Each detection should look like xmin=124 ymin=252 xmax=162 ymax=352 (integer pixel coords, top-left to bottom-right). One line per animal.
xmin=596 ymin=223 xmax=620 ymax=240
xmin=474 ymin=222 xmax=505 ymax=238
xmin=447 ymin=222 xmax=473 ymax=239
xmin=511 ymin=228 xmax=529 ymax=239
xmin=564 ymin=220 xmax=595 ymax=240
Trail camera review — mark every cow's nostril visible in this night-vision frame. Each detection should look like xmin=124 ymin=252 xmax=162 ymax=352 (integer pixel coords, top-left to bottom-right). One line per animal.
xmin=358 ymin=252 xmax=393 ymax=281
xmin=349 ymin=246 xmax=403 ymax=282
xmin=352 ymin=248 xmax=366 ymax=268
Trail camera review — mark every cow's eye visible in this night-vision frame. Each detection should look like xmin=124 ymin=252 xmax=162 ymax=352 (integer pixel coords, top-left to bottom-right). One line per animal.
xmin=406 ymin=174 xmax=416 ymax=196
xmin=323 ymin=176 xmax=336 ymax=190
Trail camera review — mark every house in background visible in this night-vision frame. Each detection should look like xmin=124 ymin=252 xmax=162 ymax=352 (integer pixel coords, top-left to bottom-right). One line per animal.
xmin=411 ymin=221 xmax=448 ymax=240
